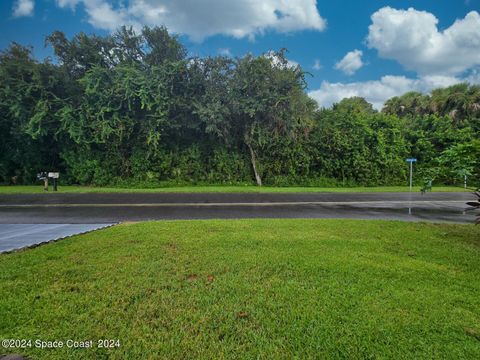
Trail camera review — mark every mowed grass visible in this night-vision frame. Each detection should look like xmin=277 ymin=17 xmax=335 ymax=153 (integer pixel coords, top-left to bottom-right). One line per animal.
xmin=1 ymin=219 xmax=479 ymax=359
xmin=0 ymin=185 xmax=469 ymax=194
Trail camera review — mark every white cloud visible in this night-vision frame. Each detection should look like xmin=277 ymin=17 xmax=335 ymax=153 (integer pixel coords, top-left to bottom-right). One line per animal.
xmin=335 ymin=49 xmax=363 ymax=75
xmin=308 ymin=75 xmax=467 ymax=110
xmin=313 ymin=59 xmax=322 ymax=70
xmin=264 ymin=51 xmax=299 ymax=69
xmin=84 ymin=1 xmax=128 ymax=30
xmin=56 ymin=0 xmax=326 ymax=42
xmin=466 ymin=69 xmax=480 ymax=84
xmin=309 ymin=7 xmax=480 ymax=110
xmin=218 ymin=48 xmax=232 ymax=57
xmin=287 ymin=59 xmax=299 ymax=68
xmin=56 ymin=1 xmax=131 ymax=28
xmin=56 ymin=0 xmax=80 ymax=8
xmin=12 ymin=0 xmax=34 ymax=17
xmin=367 ymin=7 xmax=480 ymax=76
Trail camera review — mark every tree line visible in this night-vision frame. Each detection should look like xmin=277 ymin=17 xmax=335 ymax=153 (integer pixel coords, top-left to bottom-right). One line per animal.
xmin=1 ymin=26 xmax=479 ymax=187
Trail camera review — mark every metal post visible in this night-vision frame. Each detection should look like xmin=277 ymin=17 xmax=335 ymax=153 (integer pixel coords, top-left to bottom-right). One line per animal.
xmin=409 ymin=161 xmax=413 ymax=192
xmin=464 ymin=174 xmax=467 ymax=189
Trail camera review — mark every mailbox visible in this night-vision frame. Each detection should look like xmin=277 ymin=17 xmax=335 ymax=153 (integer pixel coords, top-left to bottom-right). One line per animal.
xmin=37 ymin=172 xmax=60 ymax=191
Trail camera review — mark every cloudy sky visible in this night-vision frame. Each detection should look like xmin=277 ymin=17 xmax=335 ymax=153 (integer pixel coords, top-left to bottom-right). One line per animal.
xmin=1 ymin=0 xmax=480 ymax=109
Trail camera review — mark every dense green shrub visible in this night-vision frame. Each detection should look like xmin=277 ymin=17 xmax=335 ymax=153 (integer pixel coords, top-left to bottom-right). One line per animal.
xmin=1 ymin=28 xmax=479 ymax=187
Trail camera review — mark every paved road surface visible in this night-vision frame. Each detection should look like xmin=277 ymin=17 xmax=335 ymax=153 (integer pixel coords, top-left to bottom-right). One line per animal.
xmin=0 ymin=224 xmax=113 ymax=253
xmin=0 ymin=192 xmax=476 ymax=223
xmin=1 ymin=192 xmax=476 ymax=252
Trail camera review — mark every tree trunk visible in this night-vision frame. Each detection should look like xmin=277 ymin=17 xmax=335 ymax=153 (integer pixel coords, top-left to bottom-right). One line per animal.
xmin=247 ymin=142 xmax=262 ymax=186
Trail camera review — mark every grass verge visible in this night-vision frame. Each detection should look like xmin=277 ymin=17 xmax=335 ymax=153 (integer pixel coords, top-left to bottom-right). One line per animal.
xmin=0 ymin=185 xmax=470 ymax=194
xmin=1 ymin=219 xmax=479 ymax=359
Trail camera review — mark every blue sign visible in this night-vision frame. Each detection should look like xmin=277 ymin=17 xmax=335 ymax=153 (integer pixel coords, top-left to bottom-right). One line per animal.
xmin=406 ymin=158 xmax=417 ymax=162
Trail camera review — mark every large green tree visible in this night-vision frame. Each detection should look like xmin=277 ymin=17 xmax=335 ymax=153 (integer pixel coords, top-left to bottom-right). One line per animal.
xmin=0 ymin=43 xmax=67 ymax=183
xmin=1 ymin=26 xmax=479 ymax=188
xmin=228 ymin=51 xmax=316 ymax=185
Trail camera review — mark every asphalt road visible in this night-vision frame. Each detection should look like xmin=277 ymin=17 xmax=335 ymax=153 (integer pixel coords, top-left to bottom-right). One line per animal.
xmin=0 ymin=192 xmax=477 ymax=224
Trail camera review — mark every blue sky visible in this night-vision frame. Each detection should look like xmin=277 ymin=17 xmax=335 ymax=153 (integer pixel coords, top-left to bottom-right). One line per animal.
xmin=1 ymin=0 xmax=480 ymax=108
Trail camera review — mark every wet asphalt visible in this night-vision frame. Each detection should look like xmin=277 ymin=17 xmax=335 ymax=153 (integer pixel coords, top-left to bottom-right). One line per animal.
xmin=0 ymin=192 xmax=476 ymax=224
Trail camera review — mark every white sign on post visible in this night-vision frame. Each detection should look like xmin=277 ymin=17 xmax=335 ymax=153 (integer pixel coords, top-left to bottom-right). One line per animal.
xmin=48 ymin=172 xmax=60 ymax=179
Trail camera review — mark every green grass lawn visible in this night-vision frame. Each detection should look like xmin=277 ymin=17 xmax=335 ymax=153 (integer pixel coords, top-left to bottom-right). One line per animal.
xmin=0 ymin=184 xmax=470 ymax=194
xmin=1 ymin=219 xmax=479 ymax=359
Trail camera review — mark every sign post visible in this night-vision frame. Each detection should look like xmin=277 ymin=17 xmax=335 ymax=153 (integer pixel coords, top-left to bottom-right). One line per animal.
xmin=48 ymin=172 xmax=60 ymax=192
xmin=406 ymin=158 xmax=417 ymax=192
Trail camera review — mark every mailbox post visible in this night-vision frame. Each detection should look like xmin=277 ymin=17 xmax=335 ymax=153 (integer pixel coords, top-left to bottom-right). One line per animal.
xmin=37 ymin=172 xmax=60 ymax=191
xmin=37 ymin=172 xmax=48 ymax=191
xmin=48 ymin=172 xmax=60 ymax=191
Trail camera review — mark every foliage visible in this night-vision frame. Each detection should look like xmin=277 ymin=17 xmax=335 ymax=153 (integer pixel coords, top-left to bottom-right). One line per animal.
xmin=310 ymin=101 xmax=408 ymax=186
xmin=0 ymin=185 xmax=468 ymax=194
xmin=437 ymin=140 xmax=480 ymax=184
xmin=420 ymin=179 xmax=433 ymax=194
xmin=1 ymin=27 xmax=479 ymax=187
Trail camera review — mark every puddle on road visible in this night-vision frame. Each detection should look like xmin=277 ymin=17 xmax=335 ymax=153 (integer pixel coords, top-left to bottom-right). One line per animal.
xmin=354 ymin=205 xmax=475 ymax=223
